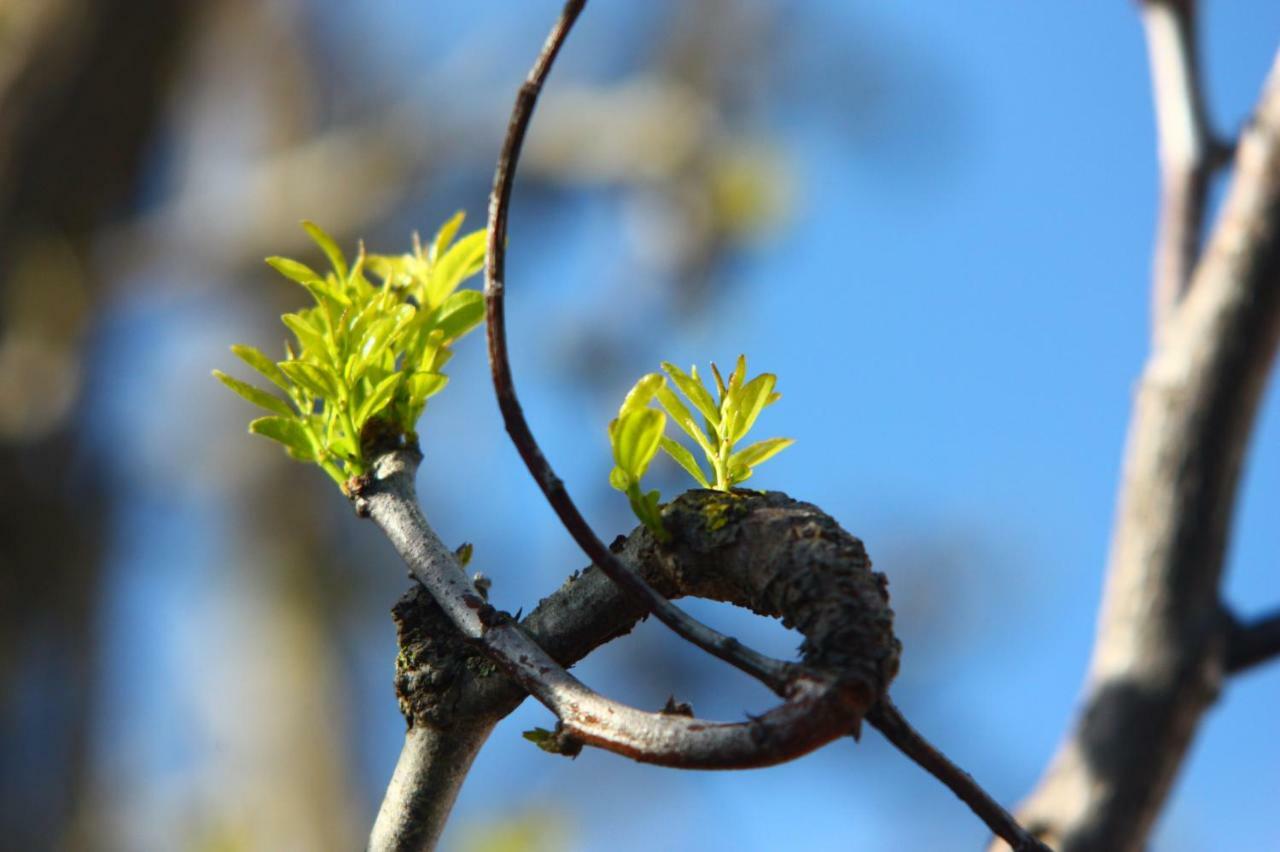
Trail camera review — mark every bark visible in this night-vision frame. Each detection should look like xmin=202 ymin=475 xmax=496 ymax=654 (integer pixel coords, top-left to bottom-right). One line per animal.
xmin=1003 ymin=46 xmax=1280 ymax=852
xmin=365 ymin=449 xmax=1046 ymax=851
xmin=360 ymin=448 xmax=901 ymax=849
xmin=1141 ymin=0 xmax=1218 ymax=340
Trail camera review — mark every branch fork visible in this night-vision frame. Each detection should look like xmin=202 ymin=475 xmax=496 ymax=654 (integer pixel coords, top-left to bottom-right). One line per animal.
xmin=362 ymin=1 xmax=1056 ymax=850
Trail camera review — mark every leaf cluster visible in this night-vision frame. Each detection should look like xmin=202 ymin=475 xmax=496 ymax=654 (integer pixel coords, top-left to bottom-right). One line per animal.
xmin=214 ymin=214 xmax=486 ymax=488
xmin=608 ymin=355 xmax=793 ymax=538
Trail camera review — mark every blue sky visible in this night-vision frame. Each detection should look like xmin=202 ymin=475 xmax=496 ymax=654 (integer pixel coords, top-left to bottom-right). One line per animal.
xmin=92 ymin=2 xmax=1280 ymax=849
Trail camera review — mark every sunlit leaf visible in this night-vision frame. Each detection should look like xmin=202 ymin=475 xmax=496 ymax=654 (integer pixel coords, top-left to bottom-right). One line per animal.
xmin=302 ymin=220 xmax=348 ymax=280
xmin=709 ymin=362 xmax=728 ymax=402
xmin=430 ymin=289 xmax=485 ymax=342
xmin=660 ymin=437 xmax=710 ymax=488
xmin=727 ymin=372 xmax=775 ymax=444
xmin=430 ymin=211 xmax=466 ymax=263
xmin=661 ymin=362 xmax=719 ymax=428
xmin=430 ymin=346 xmax=454 ymax=373
xmin=654 ymin=385 xmax=714 ymax=458
xmin=356 ymin=372 xmax=402 ymax=427
xmin=266 ymin=256 xmax=324 ymax=287
xmin=231 ymin=344 xmax=290 ymax=393
xmin=608 ymin=466 xmax=631 ymax=492
xmin=611 ymin=408 xmax=665 ymax=479
xmin=429 ymin=230 xmax=486 ymax=306
xmin=729 ymin=436 xmax=794 ymax=470
xmin=213 ymin=370 xmax=294 ymax=417
xmin=619 ymin=373 xmax=664 ymax=416
xmin=249 ymin=416 xmax=315 ymax=460
xmin=281 ymin=312 xmax=330 ymax=361
xmin=728 ymin=354 xmax=747 ymax=399
xmin=406 ymin=371 xmax=449 ymax=405
xmin=280 ymin=359 xmax=341 ymax=401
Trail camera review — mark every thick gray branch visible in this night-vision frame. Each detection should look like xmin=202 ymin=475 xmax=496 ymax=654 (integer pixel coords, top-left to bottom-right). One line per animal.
xmin=1004 ymin=47 xmax=1280 ymax=852
xmin=367 ymin=722 xmax=495 ymax=852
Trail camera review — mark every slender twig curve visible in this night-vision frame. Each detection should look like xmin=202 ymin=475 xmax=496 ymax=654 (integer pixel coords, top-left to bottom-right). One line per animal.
xmin=482 ymin=0 xmax=798 ymax=691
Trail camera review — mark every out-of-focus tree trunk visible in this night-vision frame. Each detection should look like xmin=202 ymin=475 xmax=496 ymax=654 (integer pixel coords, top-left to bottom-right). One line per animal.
xmin=0 ymin=2 xmax=202 ymax=846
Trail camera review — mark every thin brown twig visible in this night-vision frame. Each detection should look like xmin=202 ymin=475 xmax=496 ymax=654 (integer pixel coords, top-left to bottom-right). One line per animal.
xmin=868 ymin=700 xmax=1051 ymax=852
xmin=482 ymin=0 xmax=793 ymax=692
xmin=1226 ymin=609 xmax=1280 ymax=675
xmin=477 ymin=4 xmax=1052 ymax=848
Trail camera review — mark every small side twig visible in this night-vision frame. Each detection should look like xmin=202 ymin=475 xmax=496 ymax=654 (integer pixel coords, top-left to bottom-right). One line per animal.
xmin=1226 ymin=608 xmax=1280 ymax=675
xmin=482 ymin=0 xmax=794 ymax=692
xmin=1141 ymin=0 xmax=1223 ymax=340
xmin=868 ymin=700 xmax=1052 ymax=852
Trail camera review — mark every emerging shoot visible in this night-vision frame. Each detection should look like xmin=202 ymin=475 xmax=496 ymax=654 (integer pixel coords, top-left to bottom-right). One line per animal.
xmin=608 ymin=355 xmax=793 ymax=538
xmin=214 ymin=213 xmax=486 ymax=489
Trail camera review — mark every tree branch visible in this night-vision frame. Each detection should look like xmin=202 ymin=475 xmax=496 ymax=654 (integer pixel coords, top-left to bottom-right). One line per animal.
xmin=1141 ymin=0 xmax=1221 ymax=340
xmin=867 ymin=701 xmax=1050 ymax=852
xmin=368 ymin=720 xmax=497 ymax=852
xmin=481 ymin=0 xmax=804 ymax=691
xmin=1226 ymin=609 xmax=1280 ymax=675
xmin=362 ymin=456 xmax=1052 ymax=850
xmin=353 ymin=449 xmax=891 ymax=769
xmin=1005 ymin=46 xmax=1280 ymax=852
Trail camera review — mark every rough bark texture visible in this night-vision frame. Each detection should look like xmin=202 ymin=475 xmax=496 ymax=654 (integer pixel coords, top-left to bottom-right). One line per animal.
xmin=367 ymin=480 xmax=902 ymax=850
xmin=1003 ymin=49 xmax=1280 ymax=852
xmin=387 ymin=487 xmax=901 ymax=723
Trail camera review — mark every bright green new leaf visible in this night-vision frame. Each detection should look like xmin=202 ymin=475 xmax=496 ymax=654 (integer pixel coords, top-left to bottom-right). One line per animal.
xmin=351 ymin=311 xmax=407 ymax=381
xmin=355 ymin=372 xmax=403 ymax=427
xmin=249 ymin=416 xmax=315 ymax=460
xmin=431 ymin=211 xmax=466 ymax=263
xmin=726 ymin=355 xmax=747 ymax=402
xmin=661 ymin=362 xmax=720 ymax=427
xmin=302 ymin=220 xmax=348 ymax=280
xmin=709 ymin=362 xmax=728 ymax=401
xmin=611 ymin=355 xmax=792 ymax=497
xmin=655 ymin=385 xmax=715 ymax=457
xmin=430 ymin=346 xmax=454 ymax=373
xmin=212 ymin=370 xmax=295 ymax=417
xmin=281 ymin=312 xmax=330 ymax=361
xmin=231 ymin=344 xmax=291 ymax=393
xmin=405 ymin=371 xmax=449 ymax=405
xmin=727 ymin=372 xmax=776 ymax=444
xmin=620 ymin=373 xmax=665 ymax=416
xmin=267 ymin=256 xmax=324 ymax=288
xmin=429 ymin=230 xmax=487 ymax=307
xmin=608 ymin=466 xmax=631 ymax=492
xmin=611 ymin=408 xmax=665 ymax=479
xmin=431 ymin=289 xmax=485 ymax=342
xmin=729 ymin=436 xmax=794 ymax=470
xmin=280 ymin=359 xmax=341 ymax=402
xmin=223 ymin=216 xmax=487 ymax=490
xmin=660 ymin=437 xmax=710 ymax=488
